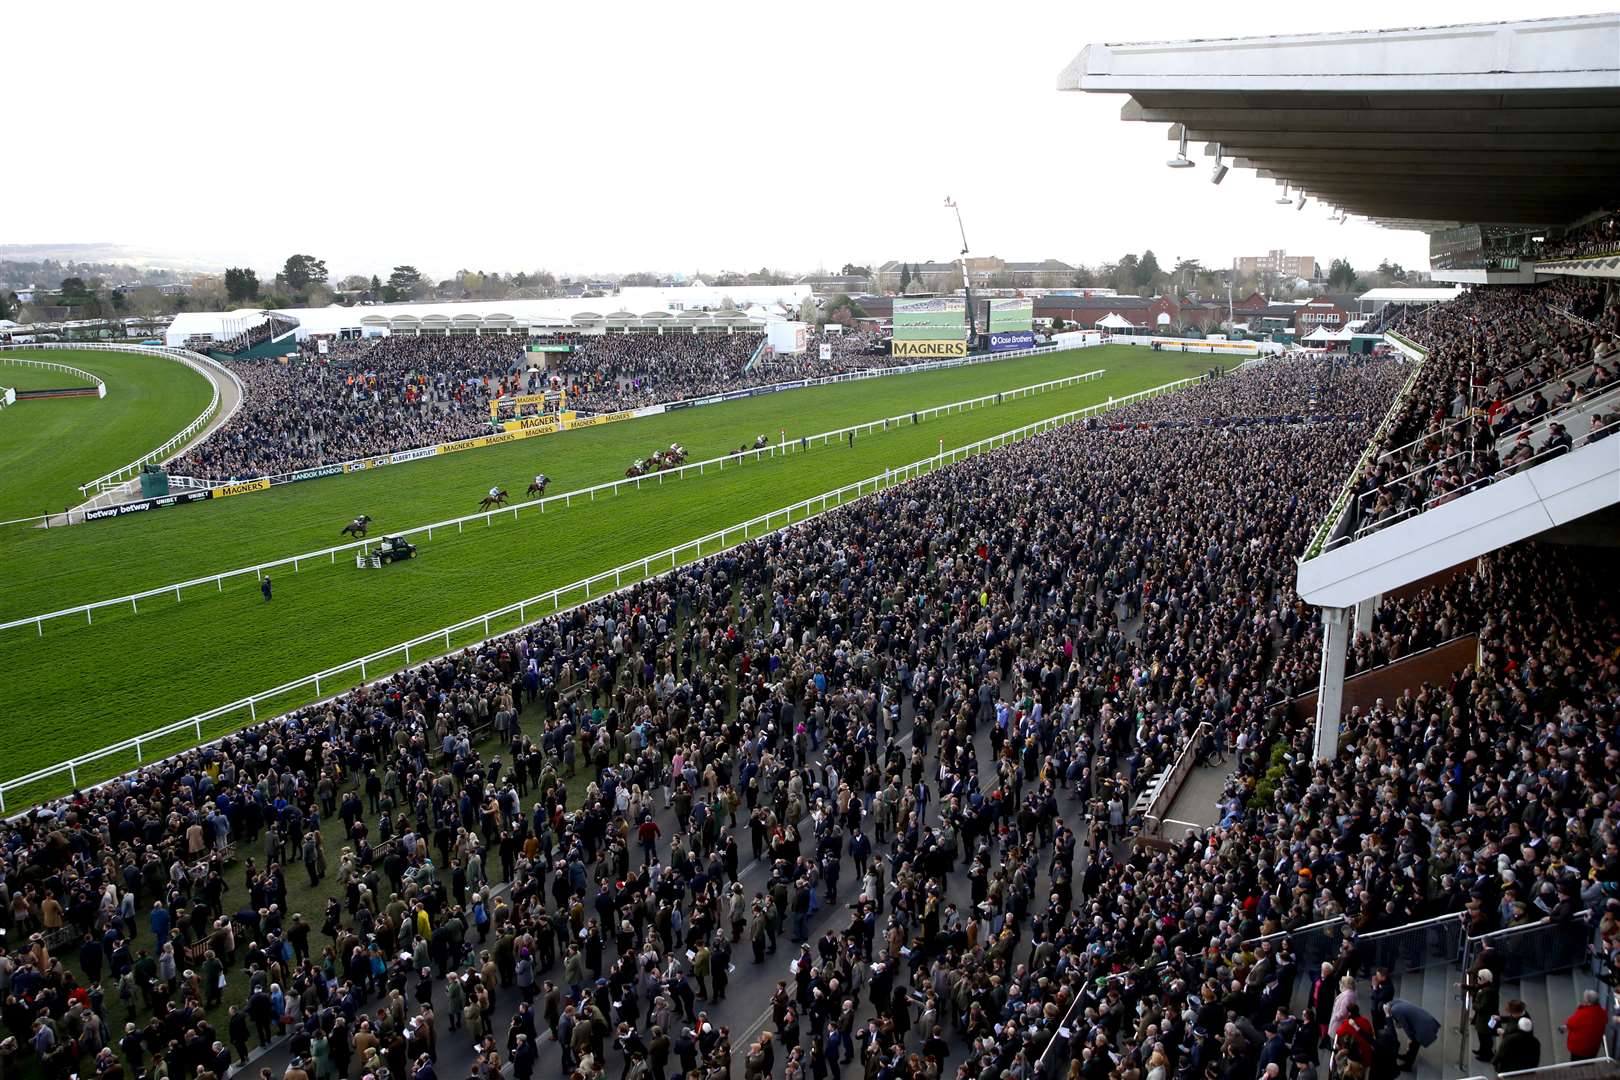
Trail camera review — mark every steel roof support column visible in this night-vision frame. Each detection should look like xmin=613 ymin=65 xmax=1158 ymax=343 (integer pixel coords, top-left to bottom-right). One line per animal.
xmin=1313 ymin=606 xmax=1351 ymax=762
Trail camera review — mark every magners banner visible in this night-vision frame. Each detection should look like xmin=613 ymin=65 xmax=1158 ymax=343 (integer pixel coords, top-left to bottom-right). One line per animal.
xmin=891 ymin=339 xmax=968 ymax=359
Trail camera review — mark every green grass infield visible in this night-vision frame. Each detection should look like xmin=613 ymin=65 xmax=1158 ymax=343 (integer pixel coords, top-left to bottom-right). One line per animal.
xmin=0 ymin=349 xmax=213 ymax=521
xmin=0 ymin=348 xmax=1228 ymax=800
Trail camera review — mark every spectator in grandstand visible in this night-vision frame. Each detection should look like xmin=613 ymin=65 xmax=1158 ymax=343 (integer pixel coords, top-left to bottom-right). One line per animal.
xmin=33 ymin=355 xmax=1605 ymax=1080
xmin=1344 ymin=279 xmax=1620 ymax=539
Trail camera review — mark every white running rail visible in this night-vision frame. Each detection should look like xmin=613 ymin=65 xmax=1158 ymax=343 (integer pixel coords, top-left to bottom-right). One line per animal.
xmin=0 ymin=343 xmax=238 ymax=497
xmin=0 ymin=371 xmax=1202 ymax=809
xmin=0 ymin=355 xmax=107 ymax=395
xmin=0 ymin=368 xmax=1107 ymax=637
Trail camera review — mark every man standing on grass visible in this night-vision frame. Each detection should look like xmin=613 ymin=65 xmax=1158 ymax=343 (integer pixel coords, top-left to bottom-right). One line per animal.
xmin=261 ymin=576 xmax=272 ymax=602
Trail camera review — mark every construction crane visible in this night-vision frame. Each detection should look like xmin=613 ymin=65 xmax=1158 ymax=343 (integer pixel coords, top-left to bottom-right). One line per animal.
xmin=944 ymin=196 xmax=981 ymax=346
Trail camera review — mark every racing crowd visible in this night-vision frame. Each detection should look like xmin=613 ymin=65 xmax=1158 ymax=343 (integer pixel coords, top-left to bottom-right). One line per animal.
xmin=1344 ymin=279 xmax=1620 ymax=538
xmin=7 ymin=344 xmax=1615 ymax=1080
xmin=171 ymin=330 xmax=920 ymax=482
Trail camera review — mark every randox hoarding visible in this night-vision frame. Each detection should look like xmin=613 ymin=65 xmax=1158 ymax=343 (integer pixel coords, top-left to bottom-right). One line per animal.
xmin=271 ymin=464 xmax=344 ymax=486
xmin=892 ymin=339 xmax=968 ymax=359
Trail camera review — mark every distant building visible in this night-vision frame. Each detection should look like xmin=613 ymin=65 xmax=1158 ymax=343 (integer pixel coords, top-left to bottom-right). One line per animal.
xmin=1231 ymin=291 xmax=1272 ymax=319
xmin=797 ymin=272 xmax=873 ymax=295
xmin=1236 ymin=250 xmax=1317 ymax=280
xmin=1033 ymin=294 xmax=1183 ymax=331
xmin=874 ymin=257 xmax=1076 ymax=292
xmin=1295 ymin=295 xmax=1355 ymax=330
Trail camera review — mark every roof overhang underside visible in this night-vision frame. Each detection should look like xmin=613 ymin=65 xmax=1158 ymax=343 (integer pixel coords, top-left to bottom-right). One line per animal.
xmin=1060 ymin=15 xmax=1620 ymax=231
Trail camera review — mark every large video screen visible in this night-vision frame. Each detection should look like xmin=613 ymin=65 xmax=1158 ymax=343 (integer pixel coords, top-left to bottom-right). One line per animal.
xmin=893 ymin=297 xmax=967 ymax=341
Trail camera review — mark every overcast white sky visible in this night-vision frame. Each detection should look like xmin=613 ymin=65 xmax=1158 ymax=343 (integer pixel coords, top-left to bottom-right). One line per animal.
xmin=6 ymin=0 xmax=1612 ymax=281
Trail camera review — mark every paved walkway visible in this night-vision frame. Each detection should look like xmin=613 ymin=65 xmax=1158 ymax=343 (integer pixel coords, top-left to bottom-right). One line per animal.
xmin=1159 ymin=758 xmax=1236 ymax=831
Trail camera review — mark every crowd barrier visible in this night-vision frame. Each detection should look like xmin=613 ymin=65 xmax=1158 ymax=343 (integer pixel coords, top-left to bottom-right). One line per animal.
xmin=1102 ymin=333 xmax=1262 ymax=356
xmin=64 ymin=341 xmax=1081 ymax=515
xmin=1 ymin=368 xmax=1107 ymax=636
xmin=1301 ymin=332 xmax=1433 ymax=559
xmin=0 ymin=369 xmax=1201 ymax=810
xmin=660 ymin=342 xmax=1072 ymax=411
xmin=0 ymin=343 xmax=237 ymax=501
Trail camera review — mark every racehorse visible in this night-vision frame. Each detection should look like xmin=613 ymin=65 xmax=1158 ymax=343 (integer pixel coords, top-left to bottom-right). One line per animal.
xmin=625 ymin=462 xmax=644 ymax=479
xmin=527 ymin=474 xmax=550 ymax=497
xmin=479 ymin=489 xmax=508 ymax=511
xmin=340 ymin=514 xmax=372 ymax=538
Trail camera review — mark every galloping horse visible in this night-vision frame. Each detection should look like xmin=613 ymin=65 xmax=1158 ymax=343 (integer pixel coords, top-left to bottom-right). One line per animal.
xmin=527 ymin=474 xmax=550 ymax=497
xmin=478 ymin=489 xmax=509 ymax=511
xmin=340 ymin=514 xmax=372 ymax=538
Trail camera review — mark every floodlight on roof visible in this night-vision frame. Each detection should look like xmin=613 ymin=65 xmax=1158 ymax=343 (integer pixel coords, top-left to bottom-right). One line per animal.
xmin=1275 ymin=182 xmax=1293 ymax=206
xmin=1167 ymin=129 xmax=1194 ymax=169
xmin=1209 ymin=143 xmax=1228 ymax=185
xmin=1297 ymin=193 xmax=1306 ymax=211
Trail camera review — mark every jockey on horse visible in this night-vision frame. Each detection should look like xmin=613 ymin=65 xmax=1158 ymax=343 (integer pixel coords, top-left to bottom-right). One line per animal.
xmin=528 ymin=473 xmax=549 ymax=496
xmin=340 ymin=514 xmax=372 ymax=538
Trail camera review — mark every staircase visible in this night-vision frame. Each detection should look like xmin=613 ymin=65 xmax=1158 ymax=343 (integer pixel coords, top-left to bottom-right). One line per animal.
xmin=743 ymin=335 xmax=770 ymax=373
xmin=1274 ymin=919 xmax=1608 ymax=1080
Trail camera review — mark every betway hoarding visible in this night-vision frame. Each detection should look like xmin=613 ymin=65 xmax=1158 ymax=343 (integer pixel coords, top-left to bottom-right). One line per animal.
xmin=82 ymin=489 xmax=212 ymax=522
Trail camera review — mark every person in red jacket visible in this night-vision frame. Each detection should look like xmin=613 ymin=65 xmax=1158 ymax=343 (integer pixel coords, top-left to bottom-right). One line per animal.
xmin=1560 ymin=990 xmax=1611 ymax=1060
xmin=1334 ymin=1004 xmax=1375 ymax=1069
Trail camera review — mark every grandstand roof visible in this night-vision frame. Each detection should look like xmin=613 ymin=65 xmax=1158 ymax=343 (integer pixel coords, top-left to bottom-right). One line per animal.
xmin=1356 ymin=287 xmax=1464 ymax=305
xmin=260 ymin=293 xmax=781 ymax=341
xmin=163 ymin=309 xmax=270 ymax=348
xmin=1060 ymin=14 xmax=1620 ymax=231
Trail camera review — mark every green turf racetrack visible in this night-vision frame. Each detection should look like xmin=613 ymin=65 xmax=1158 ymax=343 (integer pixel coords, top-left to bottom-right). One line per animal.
xmin=0 ymin=347 xmax=1229 ymax=802
xmin=0 ymin=349 xmax=214 ymax=521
